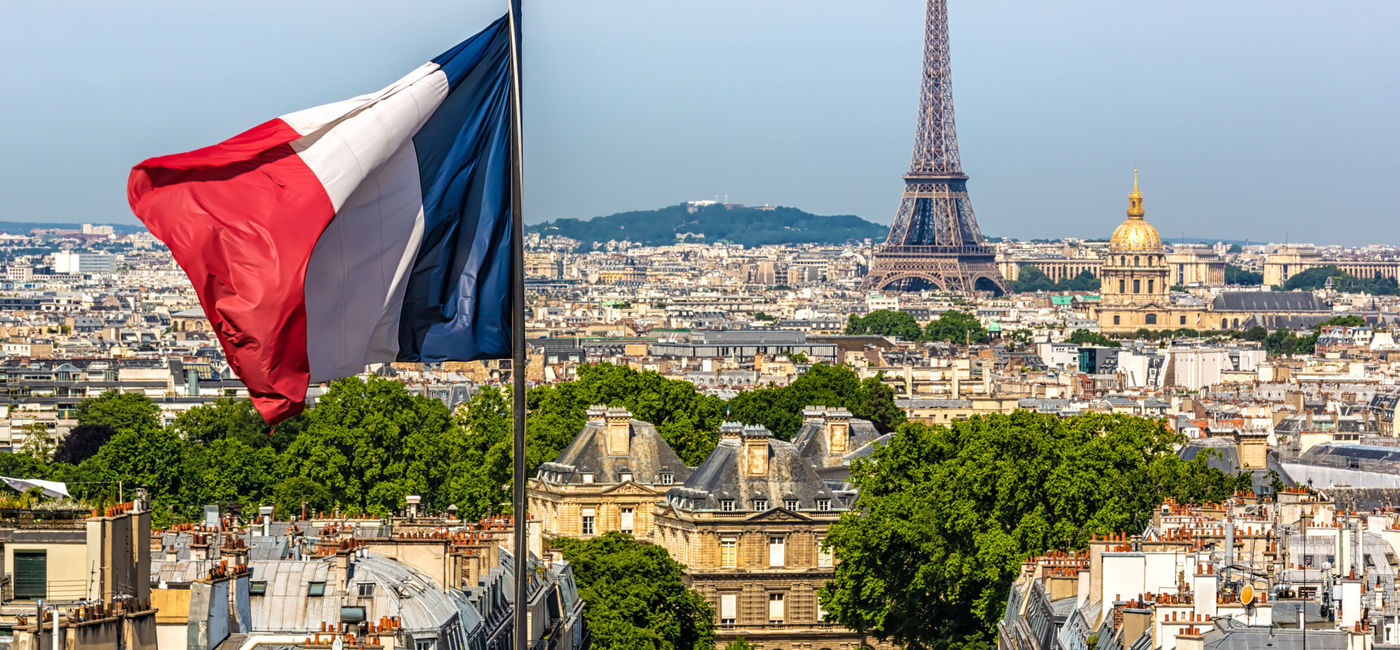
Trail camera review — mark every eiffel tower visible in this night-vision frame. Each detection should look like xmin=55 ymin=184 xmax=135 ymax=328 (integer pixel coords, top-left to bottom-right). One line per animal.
xmin=861 ymin=0 xmax=1008 ymax=295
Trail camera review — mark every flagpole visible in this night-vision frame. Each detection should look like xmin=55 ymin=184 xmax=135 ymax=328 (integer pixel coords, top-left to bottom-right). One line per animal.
xmin=506 ymin=1 xmax=529 ymax=650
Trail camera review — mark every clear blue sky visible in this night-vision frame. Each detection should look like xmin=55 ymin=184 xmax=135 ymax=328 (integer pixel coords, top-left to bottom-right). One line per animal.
xmin=1 ymin=1 xmax=1396 ymax=244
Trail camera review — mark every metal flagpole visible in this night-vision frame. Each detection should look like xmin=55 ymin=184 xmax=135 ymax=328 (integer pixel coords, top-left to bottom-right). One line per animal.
xmin=506 ymin=1 xmax=529 ymax=649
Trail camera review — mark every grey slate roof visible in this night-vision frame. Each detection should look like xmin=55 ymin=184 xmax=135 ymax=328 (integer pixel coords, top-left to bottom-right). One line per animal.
xmin=790 ymin=412 xmax=884 ymax=468
xmin=1210 ymin=291 xmax=1329 ymax=313
xmin=667 ymin=430 xmax=845 ymax=512
xmin=537 ymin=417 xmax=693 ymax=486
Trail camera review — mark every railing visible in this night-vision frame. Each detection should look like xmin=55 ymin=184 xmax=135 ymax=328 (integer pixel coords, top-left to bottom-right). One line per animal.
xmin=876 ymin=244 xmax=997 ymax=256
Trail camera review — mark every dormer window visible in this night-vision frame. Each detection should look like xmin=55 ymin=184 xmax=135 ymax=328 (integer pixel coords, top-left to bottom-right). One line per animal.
xmin=661 ymin=472 xmax=674 ymax=485
xmin=817 ymin=499 xmax=831 ymax=512
xmin=581 ymin=473 xmax=594 ymax=484
xmin=784 ymin=499 xmax=799 ymax=511
xmin=619 ymin=471 xmax=632 ymax=483
xmin=753 ymin=499 xmax=769 ymax=512
xmin=720 ymin=500 xmax=735 ymax=512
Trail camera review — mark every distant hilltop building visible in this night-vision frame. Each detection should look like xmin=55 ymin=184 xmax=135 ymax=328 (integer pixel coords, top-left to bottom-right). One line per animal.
xmin=82 ymin=223 xmax=115 ymax=236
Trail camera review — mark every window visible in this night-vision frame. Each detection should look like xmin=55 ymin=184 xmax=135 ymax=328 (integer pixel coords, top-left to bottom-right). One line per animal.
xmin=619 ymin=471 xmax=632 ymax=483
xmin=661 ymin=472 xmax=674 ymax=485
xmin=13 ymin=550 xmax=46 ymax=600
xmin=620 ymin=507 xmax=635 ymax=533
xmin=817 ymin=499 xmax=831 ymax=512
xmin=415 ymin=641 xmax=436 ymax=650
xmin=249 ymin=581 xmax=268 ymax=596
xmin=1148 ymin=279 xmax=1154 ymax=293
xmin=720 ymin=500 xmax=735 ymax=512
xmin=769 ymin=593 xmax=786 ymax=623
xmin=1134 ymin=256 xmax=1140 ymax=267
xmin=1133 ymin=279 xmax=1141 ymax=293
xmin=720 ymin=538 xmax=737 ymax=568
xmin=1146 ymin=314 xmax=1157 ymax=325
xmin=720 ymin=594 xmax=737 ymax=625
xmin=1113 ymin=315 xmax=1120 ymax=325
xmin=357 ymin=582 xmax=374 ymax=598
xmin=769 ymin=536 xmax=786 ymax=567
xmin=341 ymin=606 xmax=366 ymax=623
xmin=818 ymin=538 xmax=834 ymax=567
xmin=1181 ymin=315 xmax=1187 ymax=325
xmin=784 ymin=499 xmax=799 ymax=511
xmin=1118 ymin=279 xmax=1125 ymax=293
xmin=582 ymin=508 xmax=596 ymax=535
xmin=581 ymin=473 xmax=594 ymax=484
xmin=753 ymin=499 xmax=768 ymax=512
xmin=307 ymin=582 xmax=326 ymax=597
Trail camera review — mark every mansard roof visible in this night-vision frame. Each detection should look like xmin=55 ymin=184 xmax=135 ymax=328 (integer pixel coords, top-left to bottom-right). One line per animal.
xmin=666 ymin=432 xmax=845 ymax=513
xmin=536 ymin=410 xmax=692 ymax=487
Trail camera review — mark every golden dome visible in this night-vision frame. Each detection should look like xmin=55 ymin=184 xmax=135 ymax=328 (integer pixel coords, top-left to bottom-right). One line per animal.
xmin=1109 ymin=169 xmax=1162 ymax=251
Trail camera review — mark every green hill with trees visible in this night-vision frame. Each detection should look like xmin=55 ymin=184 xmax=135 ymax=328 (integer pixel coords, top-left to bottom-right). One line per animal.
xmin=529 ymin=203 xmax=887 ymax=248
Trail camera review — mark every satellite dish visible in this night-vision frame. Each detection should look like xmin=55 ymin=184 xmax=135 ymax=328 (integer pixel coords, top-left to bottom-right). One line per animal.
xmin=1241 ymin=584 xmax=1255 ymax=604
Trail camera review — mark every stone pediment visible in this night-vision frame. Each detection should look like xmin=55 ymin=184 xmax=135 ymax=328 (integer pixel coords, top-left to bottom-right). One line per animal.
xmin=600 ymin=481 xmax=659 ymax=497
xmin=746 ymin=508 xmax=810 ymax=523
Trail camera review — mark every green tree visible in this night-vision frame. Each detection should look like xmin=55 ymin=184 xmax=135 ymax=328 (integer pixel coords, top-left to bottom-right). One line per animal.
xmin=555 ymin=532 xmax=714 ymax=650
xmin=183 ymin=439 xmax=279 ymax=514
xmin=753 ymin=312 xmax=777 ymax=322
xmin=1066 ymin=329 xmax=1118 ymax=347
xmin=1224 ymin=265 xmax=1263 ymax=285
xmin=173 ymin=398 xmax=302 ymax=450
xmin=53 ymin=423 xmax=116 ymax=465
xmin=924 ymin=310 xmax=988 ymax=344
xmin=78 ymin=426 xmax=189 ymax=523
xmin=1284 ymin=266 xmax=1399 ymax=295
xmin=820 ymin=412 xmax=1247 ymax=649
xmin=278 ymin=377 xmax=453 ymax=516
xmin=77 ymin=391 xmax=160 ymax=435
xmin=18 ymin=423 xmax=54 ymax=461
xmin=724 ymin=640 xmax=759 ymax=650
xmin=728 ymin=365 xmax=905 ymax=439
xmin=845 ymin=310 xmax=922 ymax=340
xmin=527 ymin=364 xmax=728 ymax=467
xmin=1242 ymin=326 xmax=1268 ymax=342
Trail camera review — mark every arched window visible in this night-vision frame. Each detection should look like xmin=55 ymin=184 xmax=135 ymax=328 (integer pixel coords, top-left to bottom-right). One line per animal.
xmin=1146 ymin=314 xmax=1158 ymax=325
xmin=1121 ymin=256 xmax=1126 ymax=266
xmin=1233 ymin=318 xmax=1240 ymax=329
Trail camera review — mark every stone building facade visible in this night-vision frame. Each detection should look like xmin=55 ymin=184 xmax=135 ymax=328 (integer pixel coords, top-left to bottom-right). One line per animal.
xmin=529 ymin=406 xmax=691 ymax=544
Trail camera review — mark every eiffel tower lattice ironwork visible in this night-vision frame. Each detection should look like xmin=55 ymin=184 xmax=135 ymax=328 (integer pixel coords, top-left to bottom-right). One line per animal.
xmin=861 ymin=0 xmax=1008 ymax=295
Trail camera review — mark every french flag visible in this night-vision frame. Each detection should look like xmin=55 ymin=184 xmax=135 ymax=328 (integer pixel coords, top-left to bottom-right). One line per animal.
xmin=128 ymin=17 xmax=515 ymax=423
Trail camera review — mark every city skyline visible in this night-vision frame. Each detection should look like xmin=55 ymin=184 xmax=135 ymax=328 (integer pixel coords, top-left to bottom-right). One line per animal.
xmin=1 ymin=0 xmax=1396 ymax=244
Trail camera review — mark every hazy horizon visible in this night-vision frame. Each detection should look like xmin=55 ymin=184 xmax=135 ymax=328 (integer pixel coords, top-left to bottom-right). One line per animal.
xmin=2 ymin=1 xmax=1395 ymax=245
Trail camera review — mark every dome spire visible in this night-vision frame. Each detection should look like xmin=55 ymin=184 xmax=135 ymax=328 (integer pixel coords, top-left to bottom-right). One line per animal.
xmin=1127 ymin=169 xmax=1145 ymax=219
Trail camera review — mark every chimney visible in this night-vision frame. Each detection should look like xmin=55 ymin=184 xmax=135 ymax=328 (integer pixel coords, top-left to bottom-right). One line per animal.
xmin=825 ymin=407 xmax=852 ymax=456
xmin=742 ymin=425 xmax=771 ymax=477
xmin=718 ymin=421 xmax=743 ymax=444
xmin=1175 ymin=627 xmax=1205 ymax=650
xmin=802 ymin=407 xmax=825 ymax=424
xmin=605 ymin=407 xmax=631 ymax=456
xmin=586 ymin=405 xmax=606 ymax=427
xmin=259 ymin=505 xmax=274 ymax=537
xmin=406 ymin=495 xmax=422 ymax=519
xmin=187 ymin=576 xmax=231 ymax=650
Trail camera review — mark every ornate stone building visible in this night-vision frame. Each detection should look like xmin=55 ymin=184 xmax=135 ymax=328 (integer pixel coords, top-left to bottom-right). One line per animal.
xmin=529 ymin=406 xmax=692 ymax=544
xmin=655 ymin=423 xmax=874 ymax=650
xmin=534 ymin=407 xmax=892 ymax=650
xmin=1091 ymin=173 xmax=1331 ymax=334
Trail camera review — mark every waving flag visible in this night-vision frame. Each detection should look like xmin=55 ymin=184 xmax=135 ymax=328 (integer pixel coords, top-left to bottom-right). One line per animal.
xmin=128 ymin=17 xmax=516 ymax=423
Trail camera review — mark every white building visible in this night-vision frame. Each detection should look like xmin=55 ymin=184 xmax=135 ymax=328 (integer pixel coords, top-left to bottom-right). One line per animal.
xmin=52 ymin=251 xmax=116 ymax=274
